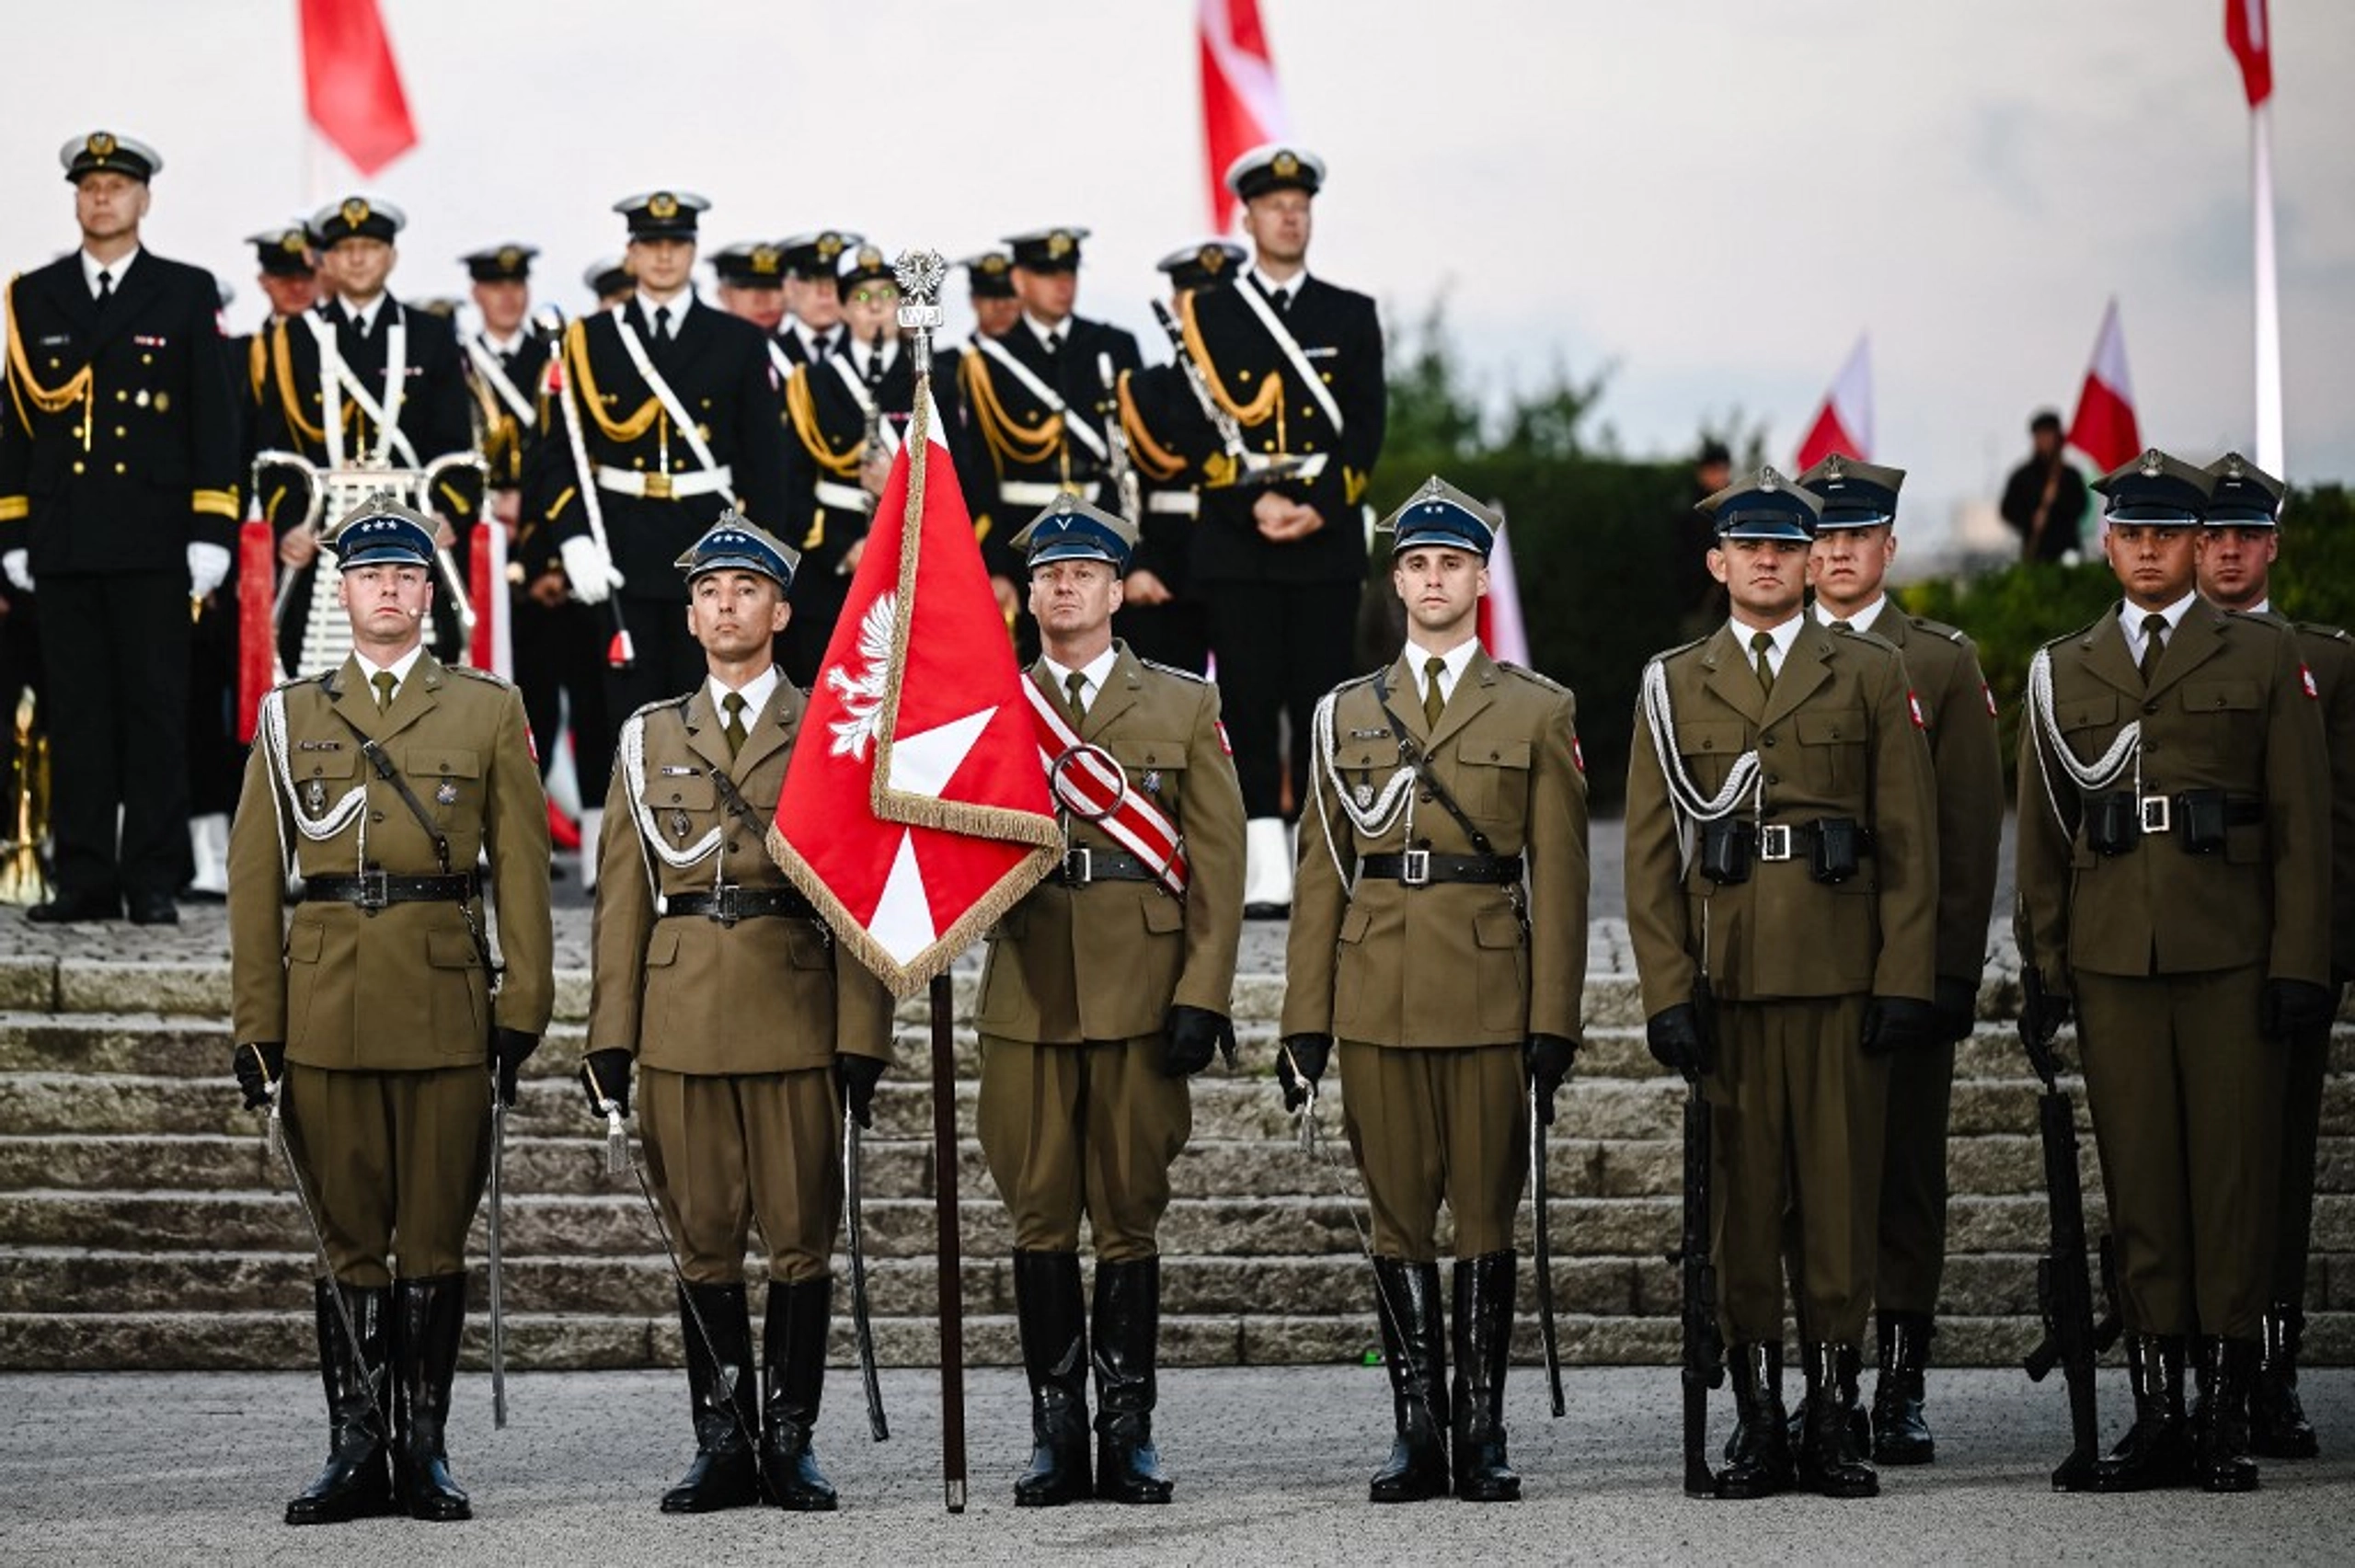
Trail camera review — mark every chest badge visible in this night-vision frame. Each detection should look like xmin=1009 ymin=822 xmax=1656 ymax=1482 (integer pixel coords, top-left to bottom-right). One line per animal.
xmin=1353 ymin=783 xmax=1374 ymax=809
xmin=435 ymin=780 xmax=459 ymax=806
xmin=304 ymin=778 xmax=326 ymax=815
xmin=1142 ymin=770 xmax=1162 ymax=795
xmin=671 ymin=810 xmax=693 ymax=841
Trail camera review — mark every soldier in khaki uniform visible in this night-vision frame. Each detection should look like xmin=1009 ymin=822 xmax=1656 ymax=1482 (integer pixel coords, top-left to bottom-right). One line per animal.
xmin=2191 ymin=452 xmax=2352 ymax=1460
xmin=974 ymin=493 xmax=1246 ymax=1507
xmin=1799 ymin=456 xmax=2004 ymax=1464
xmin=1280 ymin=478 xmax=1589 ymax=1505
xmin=1626 ymin=467 xmax=1938 ymax=1501
xmin=578 ymin=515 xmax=895 ymax=1514
xmin=2016 ymin=449 xmax=2333 ymax=1492
xmin=227 ymin=498 xmax=553 ymax=1526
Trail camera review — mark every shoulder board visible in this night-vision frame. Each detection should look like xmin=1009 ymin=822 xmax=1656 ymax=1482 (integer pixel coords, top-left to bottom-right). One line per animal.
xmin=626 ymin=694 xmax=695 ymax=724
xmin=1335 ymin=669 xmax=1384 ymax=692
xmin=2296 ymin=621 xmax=2350 ymax=643
xmin=1655 ymin=634 xmax=1712 ymax=663
xmin=1138 ymin=657 xmax=1209 ymax=685
xmin=1906 ymin=613 xmax=1970 ymax=647
xmin=448 ymin=665 xmax=513 ymax=689
xmin=2047 ymin=612 xmax=2109 ymax=652
xmin=270 ymin=671 xmax=331 ymax=695
xmin=1496 ymin=660 xmax=1569 ymax=694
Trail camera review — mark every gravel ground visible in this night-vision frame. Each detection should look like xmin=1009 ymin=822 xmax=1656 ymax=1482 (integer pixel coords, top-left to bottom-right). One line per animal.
xmin=0 ymin=1364 xmax=2344 ymax=1566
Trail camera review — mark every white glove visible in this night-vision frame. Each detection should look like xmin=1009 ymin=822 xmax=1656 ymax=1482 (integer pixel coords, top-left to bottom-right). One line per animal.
xmin=187 ymin=542 xmax=232 ymax=599
xmin=559 ymin=536 xmax=624 ymax=606
xmin=1 ymin=550 xmax=29 ymax=594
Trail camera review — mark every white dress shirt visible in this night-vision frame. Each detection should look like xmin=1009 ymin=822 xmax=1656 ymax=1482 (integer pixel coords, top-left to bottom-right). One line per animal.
xmin=1040 ymin=645 xmax=1120 ymax=718
xmin=2119 ymin=591 xmax=2197 ymax=666
xmin=353 ymin=644 xmax=426 ymax=702
xmin=81 ymin=247 xmax=140 ymax=298
xmin=1729 ymin=611 xmax=1806 ymax=680
xmin=1404 ymin=635 xmax=1479 ymax=707
xmin=1811 ymin=595 xmax=1888 ymax=635
xmin=707 ymin=663 xmax=782 ymax=725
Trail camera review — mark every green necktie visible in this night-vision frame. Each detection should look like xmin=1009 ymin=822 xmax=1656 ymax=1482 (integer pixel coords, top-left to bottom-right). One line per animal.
xmin=1422 ymin=656 xmax=1447 ymax=729
xmin=1751 ymin=631 xmax=1775 ymax=698
xmin=721 ymin=691 xmax=748 ymax=758
xmin=2139 ymin=613 xmax=2168 ymax=687
xmin=372 ymin=670 xmax=397 ymax=712
xmin=1064 ymin=670 xmax=1089 ymax=728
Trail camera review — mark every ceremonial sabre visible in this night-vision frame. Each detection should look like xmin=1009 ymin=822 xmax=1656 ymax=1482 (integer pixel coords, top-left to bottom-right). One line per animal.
xmin=269 ymin=1080 xmax=390 ymax=1436
xmin=1529 ymin=1087 xmax=1565 ymax=1418
xmin=488 ymin=1088 xmax=508 ymax=1428
xmin=844 ymin=1107 xmax=889 ymax=1441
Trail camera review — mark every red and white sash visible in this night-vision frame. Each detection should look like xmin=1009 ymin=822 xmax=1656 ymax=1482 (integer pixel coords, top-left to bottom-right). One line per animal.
xmin=1023 ymin=674 xmax=1189 ymax=897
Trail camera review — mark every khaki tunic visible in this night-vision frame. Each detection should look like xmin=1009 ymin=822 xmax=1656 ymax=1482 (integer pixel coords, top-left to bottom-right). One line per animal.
xmin=975 ymin=645 xmax=1246 ymax=1258
xmin=226 ymin=654 xmax=554 ymax=1282
xmin=1281 ymin=647 xmax=1590 ymax=1261
xmin=1624 ymin=620 xmax=1938 ymax=1344
xmin=590 ymin=676 xmax=895 ymax=1282
xmin=2016 ymin=600 xmax=2331 ymax=1338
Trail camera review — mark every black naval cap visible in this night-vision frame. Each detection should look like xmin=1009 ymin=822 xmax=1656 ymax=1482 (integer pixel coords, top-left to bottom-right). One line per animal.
xmin=462 ymin=245 xmax=538 ymax=283
xmin=247 ymin=224 xmax=316 ymax=278
xmin=583 ymin=257 xmax=634 ymax=299
xmin=960 ymin=249 xmax=1016 ymax=299
xmin=311 ymin=195 xmax=406 ymax=247
xmin=2095 ymin=449 xmax=2211 ymax=525
xmin=1011 ymin=492 xmax=1138 ymax=572
xmin=61 ymin=130 xmax=161 ymax=183
xmin=675 ymin=510 xmax=800 ymax=589
xmin=615 ymin=190 xmax=709 ymax=241
xmin=1698 ymin=466 xmax=1823 ymax=542
xmin=1224 ymin=143 xmax=1326 ymax=201
xmin=1157 ymin=239 xmax=1248 ymax=292
xmin=1798 ymin=454 xmax=1906 ymax=531
xmin=327 ymin=493 xmax=439 ymax=569
xmin=710 ymin=242 xmax=787 ymax=287
xmin=2201 ymin=452 xmax=2285 ymax=528
xmin=835 ymin=242 xmax=897 ymax=293
xmin=1005 ymin=227 xmax=1090 ymax=273
xmin=1380 ymin=475 xmax=1499 ymax=558
xmin=778 ymin=230 xmax=864 ymax=280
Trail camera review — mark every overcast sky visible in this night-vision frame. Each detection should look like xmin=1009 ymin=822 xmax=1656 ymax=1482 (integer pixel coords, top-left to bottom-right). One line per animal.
xmin=6 ymin=0 xmax=2349 ymax=550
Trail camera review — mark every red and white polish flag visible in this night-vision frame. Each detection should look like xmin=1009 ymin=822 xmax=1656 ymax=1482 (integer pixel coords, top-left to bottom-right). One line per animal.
xmin=300 ymin=0 xmax=418 ymax=177
xmin=1794 ymin=333 xmax=1872 ymax=471
xmin=1199 ymin=0 xmax=1290 ymax=232
xmin=2225 ymin=0 xmax=2273 ymax=108
xmin=769 ymin=390 xmax=1059 ymax=995
xmin=2067 ymin=297 xmax=2142 ymax=477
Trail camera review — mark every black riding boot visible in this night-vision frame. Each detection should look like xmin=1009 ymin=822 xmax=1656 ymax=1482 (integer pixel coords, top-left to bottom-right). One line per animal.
xmin=1093 ymin=1257 xmax=1173 ymax=1504
xmin=1716 ymin=1342 xmax=1794 ymax=1499
xmin=391 ymin=1273 xmax=471 ymax=1521
xmin=2193 ymin=1336 xmax=2261 ymax=1494
xmin=1012 ymin=1250 xmax=1091 ymax=1506
xmin=760 ymin=1277 xmax=838 ymax=1511
xmin=1871 ymin=1310 xmax=1936 ymax=1465
xmin=2252 ymin=1304 xmax=2318 ymax=1459
xmin=661 ymin=1282 xmax=762 ymax=1513
xmin=1798 ymin=1342 xmax=1878 ymax=1497
xmin=1451 ymin=1251 xmax=1520 ymax=1502
xmin=2091 ymin=1333 xmax=2191 ymax=1492
xmin=285 ymin=1280 xmax=395 ymax=1526
xmin=1369 ymin=1258 xmax=1449 ymax=1503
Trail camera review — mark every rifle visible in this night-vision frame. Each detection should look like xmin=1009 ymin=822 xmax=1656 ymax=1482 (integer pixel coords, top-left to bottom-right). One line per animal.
xmin=2016 ymin=906 xmax=2120 ymax=1492
xmin=1669 ymin=943 xmax=1724 ymax=1498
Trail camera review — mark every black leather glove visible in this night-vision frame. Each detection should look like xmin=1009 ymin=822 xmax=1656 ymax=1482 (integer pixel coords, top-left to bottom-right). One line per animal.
xmin=579 ymin=1047 xmax=634 ymax=1119
xmin=1276 ymin=1033 xmax=1331 ymax=1112
xmin=1933 ymin=975 xmax=1978 ymax=1044
xmin=1524 ymin=1034 xmax=1578 ymax=1126
xmin=1163 ymin=1005 xmax=1235 ymax=1078
xmin=838 ymin=1054 xmax=886 ymax=1130
xmin=233 ymin=1041 xmax=285 ymax=1112
xmin=2262 ymin=978 xmax=2338 ymax=1041
xmin=489 ymin=1027 xmax=538 ymax=1107
xmin=1861 ymin=996 xmax=1940 ymax=1057
xmin=1645 ymin=1004 xmax=1708 ymax=1080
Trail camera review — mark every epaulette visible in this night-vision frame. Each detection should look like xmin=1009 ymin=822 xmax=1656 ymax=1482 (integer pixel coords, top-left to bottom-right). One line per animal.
xmin=1138 ymin=657 xmax=1209 ymax=685
xmin=1653 ymin=634 xmax=1712 ymax=664
xmin=2297 ymin=621 xmax=2350 ymax=643
xmin=2052 ymin=612 xmax=2109 ymax=651
xmin=1336 ymin=668 xmax=1384 ymax=692
xmin=1497 ymin=660 xmax=1569 ymax=694
xmin=1907 ymin=613 xmax=1970 ymax=647
xmin=449 ymin=665 xmax=514 ymax=689
xmin=625 ymin=693 xmax=695 ymax=724
xmin=271 ymin=671 xmax=331 ymax=695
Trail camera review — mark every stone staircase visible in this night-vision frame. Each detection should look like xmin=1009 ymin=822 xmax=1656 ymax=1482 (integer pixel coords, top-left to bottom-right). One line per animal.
xmin=1 ymin=928 xmax=2348 ymax=1371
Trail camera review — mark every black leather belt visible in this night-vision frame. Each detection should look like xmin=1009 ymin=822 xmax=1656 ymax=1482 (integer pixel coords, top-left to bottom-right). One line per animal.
xmin=1053 ymin=847 xmax=1160 ymax=887
xmin=1756 ymin=822 xmax=1877 ymax=863
xmin=664 ymin=886 xmax=816 ymax=924
xmin=1360 ymin=852 xmax=1524 ymax=887
xmin=303 ymin=872 xmax=479 ymax=910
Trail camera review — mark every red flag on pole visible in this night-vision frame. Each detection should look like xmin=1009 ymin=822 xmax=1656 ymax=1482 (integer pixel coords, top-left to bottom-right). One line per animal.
xmin=2067 ymin=298 xmax=2142 ymax=475
xmin=769 ymin=385 xmax=1059 ymax=995
xmin=1199 ymin=0 xmax=1290 ymax=231
xmin=301 ymin=0 xmax=418 ymax=177
xmin=2225 ymin=0 xmax=2273 ymax=108
xmin=1793 ymin=334 xmax=1873 ymax=471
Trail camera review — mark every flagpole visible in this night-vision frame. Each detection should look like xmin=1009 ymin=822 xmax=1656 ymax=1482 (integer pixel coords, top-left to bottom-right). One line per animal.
xmin=2251 ymin=99 xmax=2284 ymax=475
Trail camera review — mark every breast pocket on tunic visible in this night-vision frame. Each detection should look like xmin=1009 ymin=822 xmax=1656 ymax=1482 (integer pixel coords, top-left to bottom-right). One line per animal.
xmin=1454 ymin=737 xmax=1531 ymax=821
xmin=639 ymin=773 xmax=716 ymax=853
xmin=1674 ymin=721 xmax=1749 ymax=798
xmin=401 ymin=746 xmax=481 ymax=829
xmin=1121 ymin=738 xmax=1189 ymax=816
xmin=1794 ymin=707 xmax=1868 ymax=795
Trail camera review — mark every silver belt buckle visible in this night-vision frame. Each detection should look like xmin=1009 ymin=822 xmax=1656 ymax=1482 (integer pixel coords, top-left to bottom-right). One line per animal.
xmin=1063 ymin=847 xmax=1094 ymax=886
xmin=2140 ymin=795 xmax=2173 ymax=834
xmin=1758 ymin=824 xmax=1794 ymax=863
xmin=356 ymin=869 xmax=390 ymax=910
xmin=1400 ymin=849 xmax=1431 ymax=887
xmin=712 ymin=884 xmax=741 ymax=925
